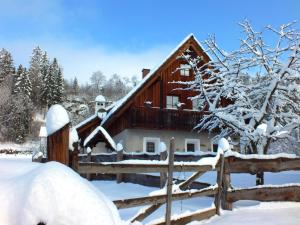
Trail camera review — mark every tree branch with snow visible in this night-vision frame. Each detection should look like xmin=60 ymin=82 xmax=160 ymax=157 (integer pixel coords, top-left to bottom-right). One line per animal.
xmin=182 ymin=20 xmax=300 ymax=154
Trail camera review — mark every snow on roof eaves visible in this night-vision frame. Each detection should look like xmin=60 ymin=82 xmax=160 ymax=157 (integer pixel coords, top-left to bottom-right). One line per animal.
xmin=84 ymin=126 xmax=117 ymax=150
xmin=101 ymin=33 xmax=207 ymax=126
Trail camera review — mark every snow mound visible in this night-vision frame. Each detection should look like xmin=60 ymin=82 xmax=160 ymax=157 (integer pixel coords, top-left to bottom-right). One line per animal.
xmin=0 ymin=160 xmax=122 ymax=225
xmin=116 ymin=143 xmax=123 ymax=152
xmin=217 ymin=138 xmax=231 ymax=153
xmin=46 ymin=104 xmax=70 ymax=136
xmin=159 ymin=142 xmax=167 ymax=152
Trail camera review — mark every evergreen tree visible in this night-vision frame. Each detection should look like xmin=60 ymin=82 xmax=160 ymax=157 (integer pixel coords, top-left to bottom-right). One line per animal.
xmin=56 ymin=67 xmax=64 ymax=103
xmin=46 ymin=64 xmax=56 ymax=107
xmin=28 ymin=46 xmax=43 ymax=107
xmin=8 ymin=64 xmax=33 ymax=143
xmin=40 ymin=52 xmax=50 ymax=108
xmin=73 ymin=77 xmax=79 ymax=95
xmin=0 ymin=48 xmax=14 ymax=84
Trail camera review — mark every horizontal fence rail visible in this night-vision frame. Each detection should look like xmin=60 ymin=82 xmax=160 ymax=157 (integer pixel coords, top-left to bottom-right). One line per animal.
xmin=225 ymin=156 xmax=300 ymax=174
xmin=114 ymin=186 xmax=218 ymax=209
xmin=77 ymin=161 xmax=215 ymax=174
xmin=227 ymin=185 xmax=300 ymax=202
xmin=151 ymin=207 xmax=216 ymax=225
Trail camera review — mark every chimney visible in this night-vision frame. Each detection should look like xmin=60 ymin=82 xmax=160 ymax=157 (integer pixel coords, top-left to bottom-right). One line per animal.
xmin=142 ymin=68 xmax=150 ymax=78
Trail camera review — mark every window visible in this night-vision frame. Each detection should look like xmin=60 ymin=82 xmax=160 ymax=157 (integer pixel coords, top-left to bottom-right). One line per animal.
xmin=143 ymin=137 xmax=160 ymax=153
xmin=186 ymin=143 xmax=195 ymax=152
xmin=212 ymin=144 xmax=218 ymax=153
xmin=166 ymin=96 xmax=179 ymax=109
xmin=146 ymin=142 xmax=155 ymax=153
xmin=185 ymin=139 xmax=200 ymax=152
xmin=180 ymin=64 xmax=191 ymax=76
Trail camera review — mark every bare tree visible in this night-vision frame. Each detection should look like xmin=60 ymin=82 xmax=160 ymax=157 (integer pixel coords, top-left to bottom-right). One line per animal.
xmin=90 ymin=71 xmax=106 ymax=95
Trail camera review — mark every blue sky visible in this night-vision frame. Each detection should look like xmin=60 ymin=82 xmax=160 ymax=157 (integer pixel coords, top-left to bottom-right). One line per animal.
xmin=0 ymin=0 xmax=299 ymax=83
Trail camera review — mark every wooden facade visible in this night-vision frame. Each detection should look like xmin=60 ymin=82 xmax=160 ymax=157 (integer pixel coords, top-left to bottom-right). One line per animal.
xmin=47 ymin=123 xmax=70 ymax=165
xmin=103 ymin=35 xmax=211 ymax=137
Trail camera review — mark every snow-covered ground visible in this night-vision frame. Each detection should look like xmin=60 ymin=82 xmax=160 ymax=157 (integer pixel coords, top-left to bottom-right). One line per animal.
xmin=92 ymin=170 xmax=300 ymax=224
xmin=190 ymin=202 xmax=300 ymax=225
xmin=1 ymin=155 xmax=299 ymax=225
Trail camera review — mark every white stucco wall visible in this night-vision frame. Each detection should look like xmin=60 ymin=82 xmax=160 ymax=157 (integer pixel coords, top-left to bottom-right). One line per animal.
xmin=112 ymin=128 xmax=216 ymax=153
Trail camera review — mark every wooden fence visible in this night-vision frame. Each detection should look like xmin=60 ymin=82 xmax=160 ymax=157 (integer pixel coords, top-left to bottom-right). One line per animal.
xmin=70 ymin=145 xmax=300 ymax=224
xmin=222 ymin=154 xmax=300 ymax=209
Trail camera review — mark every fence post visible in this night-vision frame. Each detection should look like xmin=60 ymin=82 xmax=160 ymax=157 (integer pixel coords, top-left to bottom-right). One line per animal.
xmin=222 ymin=171 xmax=232 ymax=210
xmin=71 ymin=142 xmax=79 ymax=171
xmin=160 ymin=150 xmax=168 ymax=188
xmin=86 ymin=151 xmax=92 ymax=180
xmin=116 ymin=149 xmax=124 ymax=183
xmin=165 ymin=137 xmax=175 ymax=225
xmin=215 ymin=154 xmax=224 ymax=215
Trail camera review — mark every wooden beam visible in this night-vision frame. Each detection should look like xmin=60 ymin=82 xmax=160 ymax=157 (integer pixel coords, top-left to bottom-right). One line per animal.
xmin=227 ymin=185 xmax=300 ymax=203
xmin=113 ymin=187 xmax=217 ymax=209
xmin=226 ymin=156 xmax=300 ymax=174
xmin=166 ymin=138 xmax=175 ymax=225
xmin=130 ymin=204 xmax=163 ymax=223
xmin=151 ymin=207 xmax=216 ymax=225
xmin=77 ymin=162 xmax=213 ymax=174
xmin=178 ymin=171 xmax=206 ymax=191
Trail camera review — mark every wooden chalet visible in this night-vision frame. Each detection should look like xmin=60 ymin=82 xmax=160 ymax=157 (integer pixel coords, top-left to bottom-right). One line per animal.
xmin=76 ymin=34 xmax=217 ymax=154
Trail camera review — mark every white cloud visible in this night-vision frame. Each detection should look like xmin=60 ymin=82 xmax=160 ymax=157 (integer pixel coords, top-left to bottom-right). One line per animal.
xmin=0 ymin=38 xmax=173 ymax=84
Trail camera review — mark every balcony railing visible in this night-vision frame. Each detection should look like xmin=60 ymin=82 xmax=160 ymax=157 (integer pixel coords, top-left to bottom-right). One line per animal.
xmin=127 ymin=106 xmax=204 ymax=130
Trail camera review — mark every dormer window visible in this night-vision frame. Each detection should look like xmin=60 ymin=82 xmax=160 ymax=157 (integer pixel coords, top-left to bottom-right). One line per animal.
xmin=180 ymin=64 xmax=191 ymax=76
xmin=166 ymin=96 xmax=179 ymax=109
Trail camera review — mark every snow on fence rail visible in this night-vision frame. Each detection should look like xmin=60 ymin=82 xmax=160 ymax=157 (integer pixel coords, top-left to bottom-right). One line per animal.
xmin=224 ymin=152 xmax=300 ymax=173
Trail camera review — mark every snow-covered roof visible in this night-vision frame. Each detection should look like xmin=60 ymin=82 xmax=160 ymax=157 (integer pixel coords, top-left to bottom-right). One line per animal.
xmin=95 ymin=95 xmax=106 ymax=102
xmin=101 ymin=33 xmax=210 ymax=126
xmin=84 ymin=126 xmax=117 ymax=151
xmin=46 ymin=104 xmax=70 ymax=136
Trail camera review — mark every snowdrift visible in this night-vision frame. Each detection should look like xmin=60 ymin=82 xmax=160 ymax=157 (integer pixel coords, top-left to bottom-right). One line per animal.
xmin=0 ymin=160 xmax=122 ymax=225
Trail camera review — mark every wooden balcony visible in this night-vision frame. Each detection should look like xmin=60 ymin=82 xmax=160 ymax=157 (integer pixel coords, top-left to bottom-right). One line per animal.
xmin=128 ymin=106 xmax=204 ymax=130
